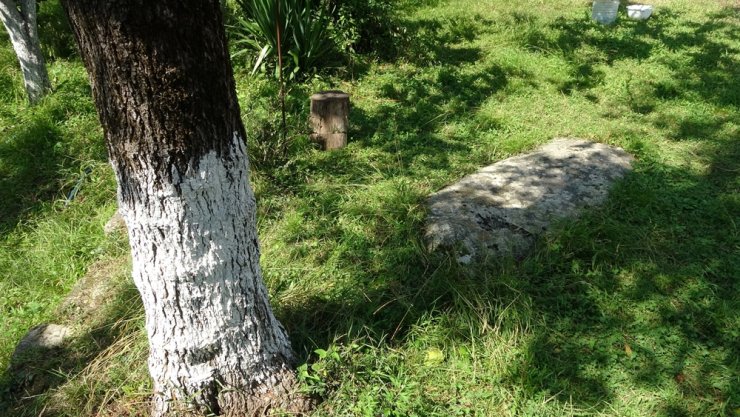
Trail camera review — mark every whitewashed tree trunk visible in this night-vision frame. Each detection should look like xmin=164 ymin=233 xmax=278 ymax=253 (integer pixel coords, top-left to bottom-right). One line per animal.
xmin=61 ymin=1 xmax=311 ymax=415
xmin=119 ymin=133 xmax=299 ymax=416
xmin=0 ymin=0 xmax=51 ymax=104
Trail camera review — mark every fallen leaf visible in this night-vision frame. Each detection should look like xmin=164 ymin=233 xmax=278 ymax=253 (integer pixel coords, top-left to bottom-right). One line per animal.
xmin=424 ymin=348 xmax=445 ymax=365
xmin=624 ymin=343 xmax=633 ymax=358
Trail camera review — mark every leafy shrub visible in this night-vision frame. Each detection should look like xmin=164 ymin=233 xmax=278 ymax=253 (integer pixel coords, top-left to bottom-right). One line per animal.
xmin=245 ymin=113 xmax=296 ymax=170
xmin=321 ymin=0 xmax=403 ymax=58
xmin=231 ymin=0 xmax=333 ymax=79
xmin=228 ymin=0 xmax=404 ymax=77
xmin=38 ymin=0 xmax=76 ymax=60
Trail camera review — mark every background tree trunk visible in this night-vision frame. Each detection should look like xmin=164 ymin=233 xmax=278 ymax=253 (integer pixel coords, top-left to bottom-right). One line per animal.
xmin=0 ymin=0 xmax=51 ymax=104
xmin=60 ymin=1 xmax=308 ymax=415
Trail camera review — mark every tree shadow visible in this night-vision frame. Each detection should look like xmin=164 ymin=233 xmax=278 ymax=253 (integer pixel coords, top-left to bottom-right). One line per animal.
xmin=1 ymin=3 xmax=735 ymax=415
xmin=514 ymin=6 xmax=739 ymax=107
xmin=0 ymin=257 xmax=143 ymax=416
xmin=251 ymin=11 xmax=535 ymax=195
xmin=265 ymin=8 xmax=738 ymax=413
xmin=273 ymin=113 xmax=737 ymax=414
xmin=510 ymin=136 xmax=738 ymax=413
xmin=0 ymin=115 xmax=66 ymax=234
xmin=0 ymin=82 xmax=103 ymax=238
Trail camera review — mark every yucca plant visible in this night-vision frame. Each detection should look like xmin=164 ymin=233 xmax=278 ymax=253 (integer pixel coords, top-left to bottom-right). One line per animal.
xmin=232 ymin=0 xmax=333 ymax=78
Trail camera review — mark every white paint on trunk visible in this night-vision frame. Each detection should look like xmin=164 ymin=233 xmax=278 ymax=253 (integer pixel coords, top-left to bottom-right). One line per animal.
xmin=117 ymin=133 xmax=295 ymax=415
xmin=0 ymin=0 xmax=50 ymax=103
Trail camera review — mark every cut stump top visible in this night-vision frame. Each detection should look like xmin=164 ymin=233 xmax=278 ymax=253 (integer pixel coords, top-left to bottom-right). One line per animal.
xmin=310 ymin=90 xmax=349 ymax=101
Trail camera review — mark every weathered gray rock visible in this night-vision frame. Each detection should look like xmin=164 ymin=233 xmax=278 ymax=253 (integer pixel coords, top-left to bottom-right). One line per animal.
xmin=8 ymin=324 xmax=73 ymax=397
xmin=425 ymin=138 xmax=633 ymax=260
xmin=11 ymin=324 xmax=73 ymax=362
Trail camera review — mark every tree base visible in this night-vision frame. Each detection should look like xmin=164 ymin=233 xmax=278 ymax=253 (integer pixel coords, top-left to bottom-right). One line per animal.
xmin=220 ymin=368 xmax=316 ymax=417
xmin=153 ymin=368 xmax=316 ymax=417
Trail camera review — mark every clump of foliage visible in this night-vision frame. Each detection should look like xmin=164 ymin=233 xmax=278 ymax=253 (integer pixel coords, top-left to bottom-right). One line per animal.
xmin=321 ymin=0 xmax=403 ymax=59
xmin=236 ymin=76 xmax=314 ymax=171
xmin=231 ymin=0 xmax=334 ymax=78
xmin=38 ymin=0 xmax=77 ymax=60
xmin=228 ymin=0 xmax=403 ymax=78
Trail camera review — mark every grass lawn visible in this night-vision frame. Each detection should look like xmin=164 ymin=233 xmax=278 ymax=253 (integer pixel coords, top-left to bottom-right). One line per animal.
xmin=1 ymin=0 xmax=738 ymax=416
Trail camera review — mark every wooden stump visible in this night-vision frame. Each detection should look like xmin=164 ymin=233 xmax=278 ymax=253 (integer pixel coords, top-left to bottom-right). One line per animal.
xmin=310 ymin=90 xmax=349 ymax=150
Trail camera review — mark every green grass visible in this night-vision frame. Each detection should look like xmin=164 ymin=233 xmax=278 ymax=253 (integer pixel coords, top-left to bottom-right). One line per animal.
xmin=1 ymin=0 xmax=738 ymax=416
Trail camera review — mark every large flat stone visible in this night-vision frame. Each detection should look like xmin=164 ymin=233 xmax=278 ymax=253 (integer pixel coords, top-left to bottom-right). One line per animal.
xmin=425 ymin=138 xmax=633 ymax=260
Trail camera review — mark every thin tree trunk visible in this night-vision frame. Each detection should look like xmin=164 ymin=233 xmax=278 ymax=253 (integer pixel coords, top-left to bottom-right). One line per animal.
xmin=0 ymin=0 xmax=51 ymax=104
xmin=60 ymin=1 xmax=309 ymax=415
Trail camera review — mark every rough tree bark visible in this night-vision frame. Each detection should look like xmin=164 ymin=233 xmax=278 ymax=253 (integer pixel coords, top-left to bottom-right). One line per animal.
xmin=309 ymin=90 xmax=349 ymax=150
xmin=61 ymin=1 xmax=308 ymax=415
xmin=0 ymin=0 xmax=51 ymax=104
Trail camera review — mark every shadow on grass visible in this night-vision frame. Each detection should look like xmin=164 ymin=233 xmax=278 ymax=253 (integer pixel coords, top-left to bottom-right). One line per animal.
xmin=514 ymin=7 xmax=739 ymax=107
xmin=267 ymin=6 xmax=739 ymax=415
xmin=273 ymin=111 xmax=737 ymax=415
xmin=0 ymin=258 xmax=144 ymax=416
xmin=0 ymin=89 xmax=104 ymax=238
xmin=507 ymin=139 xmax=738 ymax=414
xmin=0 ymin=116 xmax=65 ymax=234
xmin=253 ymin=18 xmax=532 ymax=193
xmin=0 ymin=39 xmax=102 ymax=236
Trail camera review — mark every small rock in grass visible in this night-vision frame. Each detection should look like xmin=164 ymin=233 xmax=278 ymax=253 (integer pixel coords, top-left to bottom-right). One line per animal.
xmin=457 ymin=254 xmax=473 ymax=265
xmin=11 ymin=323 xmax=73 ymax=362
xmin=103 ymin=209 xmax=126 ymax=235
xmin=9 ymin=324 xmax=74 ymax=396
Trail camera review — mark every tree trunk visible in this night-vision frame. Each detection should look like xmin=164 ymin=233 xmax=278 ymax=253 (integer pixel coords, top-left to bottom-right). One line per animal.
xmin=0 ymin=0 xmax=51 ymax=104
xmin=60 ymin=1 xmax=308 ymax=415
xmin=310 ymin=90 xmax=349 ymax=150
